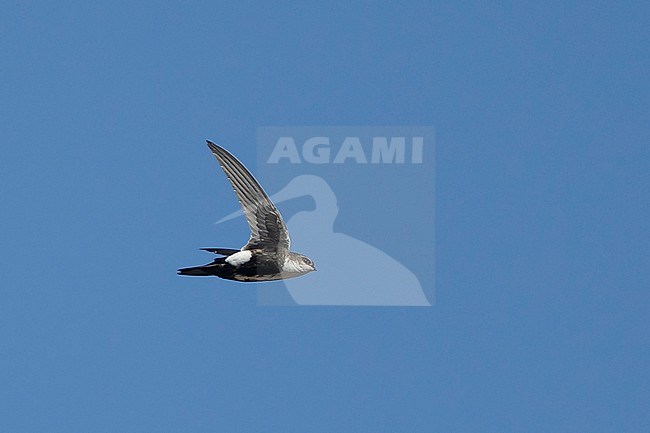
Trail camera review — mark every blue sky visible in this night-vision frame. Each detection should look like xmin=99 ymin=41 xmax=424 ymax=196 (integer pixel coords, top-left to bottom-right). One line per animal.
xmin=1 ymin=1 xmax=649 ymax=432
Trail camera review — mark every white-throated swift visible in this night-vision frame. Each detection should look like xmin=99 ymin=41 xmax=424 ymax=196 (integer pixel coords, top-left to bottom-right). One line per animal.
xmin=178 ymin=141 xmax=316 ymax=281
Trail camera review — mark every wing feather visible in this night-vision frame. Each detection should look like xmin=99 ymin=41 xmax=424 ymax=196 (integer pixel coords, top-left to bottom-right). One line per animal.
xmin=206 ymin=141 xmax=290 ymax=252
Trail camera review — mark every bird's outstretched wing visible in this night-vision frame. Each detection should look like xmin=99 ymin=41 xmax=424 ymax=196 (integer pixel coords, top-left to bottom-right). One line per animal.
xmin=207 ymin=140 xmax=290 ymax=252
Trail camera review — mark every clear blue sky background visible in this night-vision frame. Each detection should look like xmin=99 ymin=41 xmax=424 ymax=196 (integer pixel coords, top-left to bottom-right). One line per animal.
xmin=1 ymin=1 xmax=649 ymax=432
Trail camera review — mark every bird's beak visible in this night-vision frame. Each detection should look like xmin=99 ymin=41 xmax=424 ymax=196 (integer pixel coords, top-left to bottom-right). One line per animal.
xmin=215 ymin=178 xmax=308 ymax=225
xmin=215 ymin=208 xmax=243 ymax=225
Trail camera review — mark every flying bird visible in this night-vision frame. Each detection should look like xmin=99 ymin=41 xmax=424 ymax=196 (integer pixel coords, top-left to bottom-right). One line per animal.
xmin=177 ymin=141 xmax=316 ymax=282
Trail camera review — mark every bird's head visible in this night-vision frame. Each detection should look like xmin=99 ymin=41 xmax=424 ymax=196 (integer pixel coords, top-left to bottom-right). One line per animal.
xmin=291 ymin=253 xmax=317 ymax=273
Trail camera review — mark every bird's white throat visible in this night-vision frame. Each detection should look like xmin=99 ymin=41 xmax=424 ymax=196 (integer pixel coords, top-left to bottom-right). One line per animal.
xmin=282 ymin=256 xmax=313 ymax=274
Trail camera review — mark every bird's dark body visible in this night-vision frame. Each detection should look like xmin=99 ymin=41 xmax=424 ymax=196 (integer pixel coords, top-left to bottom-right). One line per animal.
xmin=178 ymin=249 xmax=286 ymax=282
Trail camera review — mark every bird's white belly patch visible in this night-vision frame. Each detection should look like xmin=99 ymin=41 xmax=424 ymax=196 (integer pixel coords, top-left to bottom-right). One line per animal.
xmin=225 ymin=250 xmax=252 ymax=266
